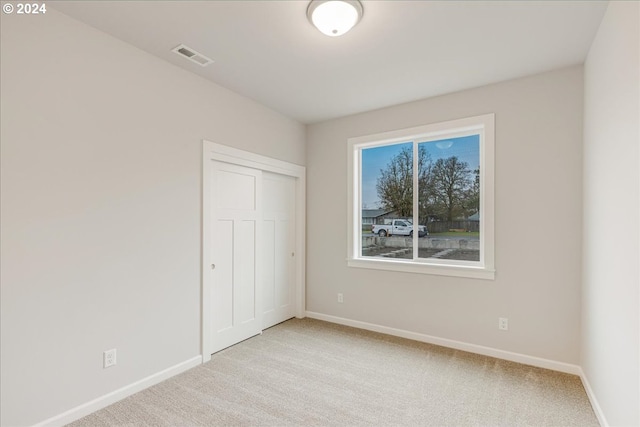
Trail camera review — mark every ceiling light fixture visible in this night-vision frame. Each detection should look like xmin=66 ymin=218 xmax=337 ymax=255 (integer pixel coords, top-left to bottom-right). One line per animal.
xmin=307 ymin=0 xmax=363 ymax=37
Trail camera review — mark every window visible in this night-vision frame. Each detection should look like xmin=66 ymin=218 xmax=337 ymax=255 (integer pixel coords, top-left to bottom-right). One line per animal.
xmin=347 ymin=114 xmax=495 ymax=279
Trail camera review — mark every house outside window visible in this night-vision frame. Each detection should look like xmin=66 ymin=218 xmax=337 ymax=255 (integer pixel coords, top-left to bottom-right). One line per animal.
xmin=347 ymin=114 xmax=495 ymax=280
xmin=362 ymin=209 xmax=397 ymax=225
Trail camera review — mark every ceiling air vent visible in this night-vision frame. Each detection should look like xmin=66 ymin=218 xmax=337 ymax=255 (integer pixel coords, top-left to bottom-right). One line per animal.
xmin=171 ymin=44 xmax=214 ymax=67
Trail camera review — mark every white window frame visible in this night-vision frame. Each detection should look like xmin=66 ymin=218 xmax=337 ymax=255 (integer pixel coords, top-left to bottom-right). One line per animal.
xmin=347 ymin=114 xmax=495 ymax=280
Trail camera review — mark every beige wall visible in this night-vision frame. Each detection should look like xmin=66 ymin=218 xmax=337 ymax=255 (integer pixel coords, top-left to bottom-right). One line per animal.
xmin=582 ymin=2 xmax=640 ymax=426
xmin=307 ymin=66 xmax=584 ymax=364
xmin=0 ymin=9 xmax=305 ymax=426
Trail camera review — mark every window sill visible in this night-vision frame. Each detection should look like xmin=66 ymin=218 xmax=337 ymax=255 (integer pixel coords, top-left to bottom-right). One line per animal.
xmin=347 ymin=257 xmax=495 ymax=280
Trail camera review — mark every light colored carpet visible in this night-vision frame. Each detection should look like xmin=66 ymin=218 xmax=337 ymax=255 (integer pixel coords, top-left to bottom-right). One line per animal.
xmin=69 ymin=318 xmax=598 ymax=426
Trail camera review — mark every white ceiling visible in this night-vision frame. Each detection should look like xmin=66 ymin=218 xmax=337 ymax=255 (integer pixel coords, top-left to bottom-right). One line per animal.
xmin=52 ymin=1 xmax=608 ymax=124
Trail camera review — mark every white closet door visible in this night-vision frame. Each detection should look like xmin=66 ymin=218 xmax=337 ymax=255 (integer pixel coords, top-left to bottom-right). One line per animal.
xmin=262 ymin=172 xmax=296 ymax=329
xmin=209 ymin=161 xmax=262 ymax=354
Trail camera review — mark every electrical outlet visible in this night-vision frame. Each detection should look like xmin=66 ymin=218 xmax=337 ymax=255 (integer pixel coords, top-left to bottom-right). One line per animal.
xmin=103 ymin=349 xmax=117 ymax=368
xmin=498 ymin=317 xmax=508 ymax=331
xmin=337 ymin=293 xmax=344 ymax=303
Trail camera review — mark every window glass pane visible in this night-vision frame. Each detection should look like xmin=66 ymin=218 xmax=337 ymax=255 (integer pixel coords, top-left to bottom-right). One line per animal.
xmin=417 ymin=135 xmax=480 ymax=262
xmin=360 ymin=142 xmax=413 ymax=259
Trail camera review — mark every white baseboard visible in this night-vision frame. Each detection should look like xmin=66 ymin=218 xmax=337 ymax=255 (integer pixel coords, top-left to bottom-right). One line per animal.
xmin=33 ymin=355 xmax=202 ymax=427
xmin=305 ymin=311 xmax=582 ymax=375
xmin=578 ymin=368 xmax=609 ymax=427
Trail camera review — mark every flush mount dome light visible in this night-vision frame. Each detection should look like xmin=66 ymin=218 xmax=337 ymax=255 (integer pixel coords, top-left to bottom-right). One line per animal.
xmin=307 ymin=0 xmax=363 ymax=37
